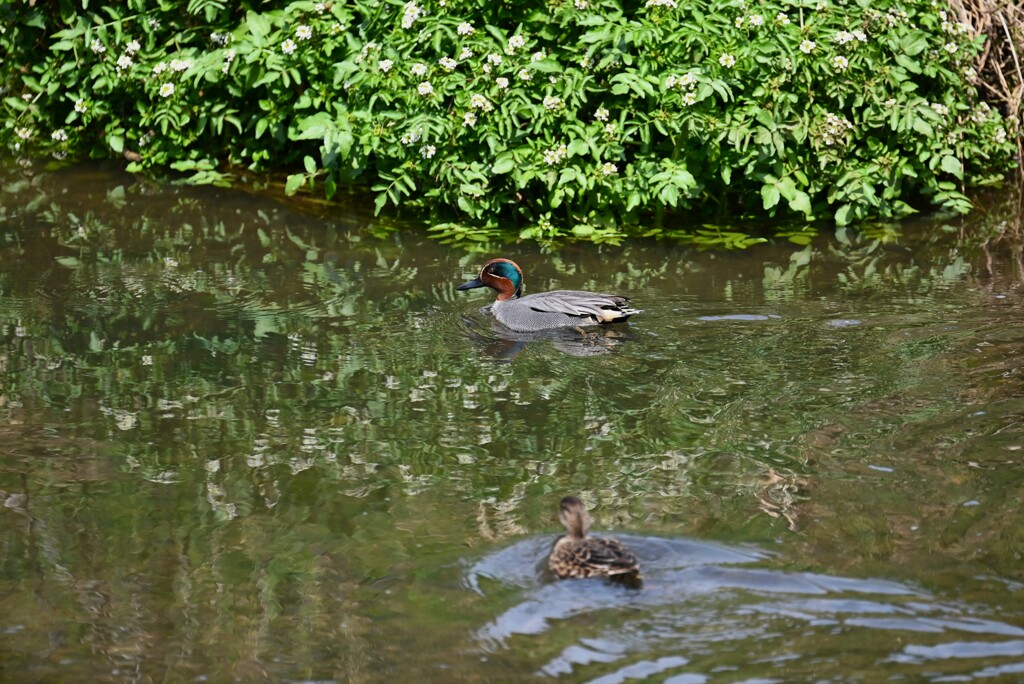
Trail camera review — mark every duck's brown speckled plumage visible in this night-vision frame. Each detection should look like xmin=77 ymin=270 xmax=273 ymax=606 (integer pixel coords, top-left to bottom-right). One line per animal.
xmin=548 ymin=496 xmax=641 ymax=582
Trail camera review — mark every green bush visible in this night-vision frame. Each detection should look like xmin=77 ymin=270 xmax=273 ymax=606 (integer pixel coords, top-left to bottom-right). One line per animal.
xmin=1 ymin=0 xmax=1017 ymax=245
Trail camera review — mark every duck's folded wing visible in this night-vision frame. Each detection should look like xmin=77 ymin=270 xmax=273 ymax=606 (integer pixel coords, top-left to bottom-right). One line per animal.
xmin=524 ymin=291 xmax=637 ymax=318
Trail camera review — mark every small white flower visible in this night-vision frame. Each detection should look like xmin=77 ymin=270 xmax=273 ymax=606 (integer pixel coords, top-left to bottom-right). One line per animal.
xmin=470 ymin=93 xmax=491 ymax=110
xmin=542 ymin=143 xmax=569 ymax=165
xmin=22 ymin=93 xmax=32 ymax=102
xmin=601 ymin=162 xmax=618 ymax=175
xmin=281 ymin=39 xmax=297 ymax=54
xmin=125 ymin=39 xmax=141 ymax=54
xmin=852 ymin=29 xmax=867 ymax=42
xmin=152 ymin=62 xmax=168 ymax=74
xmin=487 ymin=53 xmax=503 ymax=65
xmin=835 ymin=30 xmax=854 ymax=45
xmin=210 ymin=32 xmax=231 ymax=46
xmin=645 ymin=0 xmax=678 ymax=7
xmin=380 ymin=59 xmax=394 ymax=72
xmin=15 ymin=127 xmax=32 ymax=140
xmin=543 ymin=95 xmax=564 ymax=110
xmin=681 ymin=90 xmax=697 ymax=105
xmin=749 ymin=14 xmax=764 ymax=26
xmin=666 ymin=74 xmax=678 ymax=88
xmin=90 ymin=39 xmax=106 ymax=54
xmin=159 ymin=82 xmax=175 ymax=97
xmin=532 ymin=51 xmax=546 ymax=62
xmin=594 ymin=106 xmax=609 ymax=121
xmin=832 ymin=55 xmax=849 ymax=71
xmin=575 ymin=0 xmax=588 ymax=8
xmin=74 ymin=98 xmax=88 ymax=113
xmin=417 ymin=81 xmax=434 ymax=95
xmin=775 ymin=12 xmax=790 ymax=24
xmin=496 ymin=76 xmax=510 ymax=89
xmin=580 ymin=55 xmax=592 ymax=69
xmin=440 ymin=56 xmax=458 ymax=71
xmin=719 ymin=53 xmax=736 ymax=68
xmin=883 ymin=98 xmax=897 ymax=107
xmin=116 ymin=54 xmax=134 ymax=71
xmin=420 ymin=144 xmax=436 ymax=159
xmin=931 ymin=102 xmax=949 ymax=115
xmin=51 ymin=128 xmax=68 ymax=142
xmin=679 ymin=72 xmax=697 ymax=88
xmin=170 ymin=59 xmax=192 ymax=72
xmin=401 ymin=128 xmax=423 ymax=145
xmin=315 ymin=3 xmax=327 ymax=13
xmin=296 ymin=25 xmax=312 ymax=40
xmin=799 ymin=40 xmax=816 ymax=54
xmin=459 ymin=47 xmax=473 ymax=60
xmin=463 ymin=111 xmax=477 ymax=127
xmin=142 ymin=355 xmax=154 ymax=366
xmin=457 ymin=22 xmax=475 ymax=35
xmin=518 ymin=68 xmax=531 ymax=81
xmin=402 ymin=1 xmax=422 ymax=29
xmin=412 ymin=62 xmax=428 ymax=76
xmin=507 ymin=35 xmax=526 ymax=53
xmin=944 ymin=42 xmax=958 ymax=54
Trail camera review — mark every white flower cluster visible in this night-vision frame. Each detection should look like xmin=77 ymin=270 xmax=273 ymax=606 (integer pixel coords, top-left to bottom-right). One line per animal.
xmin=799 ymin=40 xmax=816 ymax=54
xmin=601 ymin=162 xmax=618 ymax=176
xmin=736 ymin=14 xmax=764 ymax=27
xmin=439 ymin=56 xmax=458 ymax=71
xmin=518 ymin=68 xmax=531 ymax=81
xmin=665 ymin=72 xmax=699 ymax=105
xmin=594 ymin=106 xmax=609 ymax=122
xmin=401 ymin=128 xmax=424 ymax=145
xmin=51 ymin=128 xmax=68 ymax=142
xmin=15 ymin=127 xmax=32 ymax=140
xmin=543 ymin=143 xmax=569 ymax=165
xmin=470 ymin=94 xmax=493 ymax=112
xmin=417 ymin=81 xmax=434 ymax=96
xmin=821 ymin=112 xmax=854 ymax=146
xmin=463 ymin=112 xmax=477 ymax=127
xmin=832 ymin=55 xmax=849 ymax=71
xmin=775 ymin=12 xmax=790 ymax=25
xmin=402 ymin=2 xmax=423 ymax=29
xmin=496 ymin=76 xmax=509 ymax=89
xmin=116 ymin=54 xmax=133 ymax=72
xmin=542 ymin=95 xmax=564 ymax=111
xmin=943 ymin=42 xmax=958 ymax=54
xmin=282 ymin=39 xmax=297 ymax=54
xmin=159 ymin=82 xmax=175 ymax=97
xmin=170 ymin=58 xmax=192 ymax=72
xmin=420 ymin=144 xmax=436 ymax=159
xmin=125 ymin=39 xmax=141 ymax=54
xmin=211 ymin=32 xmax=232 ymax=46
xmin=645 ymin=0 xmax=678 ymax=8
xmin=930 ymin=102 xmax=949 ymax=116
xmin=507 ymin=35 xmax=525 ymax=54
xmin=719 ymin=53 xmax=736 ymax=68
xmin=575 ymin=0 xmax=588 ymax=8
xmin=75 ymin=98 xmax=88 ymax=113
xmin=412 ymin=62 xmax=428 ymax=76
xmin=459 ymin=47 xmax=473 ymax=60
xmin=835 ymin=29 xmax=867 ymax=45
xmin=380 ymin=58 xmax=393 ymax=72
xmin=223 ymin=49 xmax=236 ymax=73
xmin=884 ymin=8 xmax=909 ymax=26
xmin=90 ymin=39 xmax=106 ymax=54
xmin=970 ymin=102 xmax=991 ymax=124
xmin=483 ymin=53 xmax=502 ymax=73
xmin=457 ymin=22 xmax=475 ymax=35
xmin=296 ymin=25 xmax=313 ymax=40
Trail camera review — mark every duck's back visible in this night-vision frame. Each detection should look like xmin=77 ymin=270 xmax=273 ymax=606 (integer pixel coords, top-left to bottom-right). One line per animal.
xmin=549 ymin=535 xmax=640 ymax=579
xmin=492 ymin=290 xmax=641 ymax=332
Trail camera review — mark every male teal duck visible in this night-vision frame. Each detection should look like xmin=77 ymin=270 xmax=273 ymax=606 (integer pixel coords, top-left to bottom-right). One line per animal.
xmin=549 ymin=496 xmax=641 ymax=582
xmin=457 ymin=258 xmax=641 ymax=332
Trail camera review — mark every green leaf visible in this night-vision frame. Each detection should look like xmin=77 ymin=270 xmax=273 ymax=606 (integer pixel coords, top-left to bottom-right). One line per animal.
xmin=285 ymin=173 xmax=304 ymax=195
xmin=303 ymin=155 xmax=317 ymax=174
xmin=491 ymin=157 xmax=516 ymax=174
xmin=108 ymin=134 xmax=124 ymax=153
xmin=900 ymin=30 xmax=930 ymax=56
xmin=940 ymin=155 xmax=962 ymax=179
xmin=761 ymin=184 xmax=780 ymax=209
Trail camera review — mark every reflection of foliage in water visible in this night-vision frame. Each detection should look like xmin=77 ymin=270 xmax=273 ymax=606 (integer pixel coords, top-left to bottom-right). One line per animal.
xmin=1 ymin=166 xmax=1023 ymax=681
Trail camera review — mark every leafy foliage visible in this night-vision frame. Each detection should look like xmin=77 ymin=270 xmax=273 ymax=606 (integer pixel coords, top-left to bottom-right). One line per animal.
xmin=0 ymin=0 xmax=1018 ymax=244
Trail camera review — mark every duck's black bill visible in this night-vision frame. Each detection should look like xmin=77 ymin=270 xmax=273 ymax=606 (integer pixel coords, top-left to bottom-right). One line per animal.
xmin=457 ymin=277 xmax=485 ymax=290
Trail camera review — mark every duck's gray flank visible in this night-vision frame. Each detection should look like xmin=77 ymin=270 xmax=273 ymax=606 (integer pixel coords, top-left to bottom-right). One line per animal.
xmin=457 ymin=258 xmax=642 ymax=332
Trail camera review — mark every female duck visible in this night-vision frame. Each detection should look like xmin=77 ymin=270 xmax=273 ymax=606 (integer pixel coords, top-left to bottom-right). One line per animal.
xmin=457 ymin=258 xmax=641 ymax=332
xmin=549 ymin=496 xmax=641 ymax=582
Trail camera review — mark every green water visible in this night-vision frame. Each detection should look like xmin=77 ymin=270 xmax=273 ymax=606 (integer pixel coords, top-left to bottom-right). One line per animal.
xmin=1 ymin=164 xmax=1023 ymax=682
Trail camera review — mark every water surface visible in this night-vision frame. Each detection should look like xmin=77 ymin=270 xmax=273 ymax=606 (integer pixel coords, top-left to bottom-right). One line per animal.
xmin=1 ymin=163 xmax=1022 ymax=682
